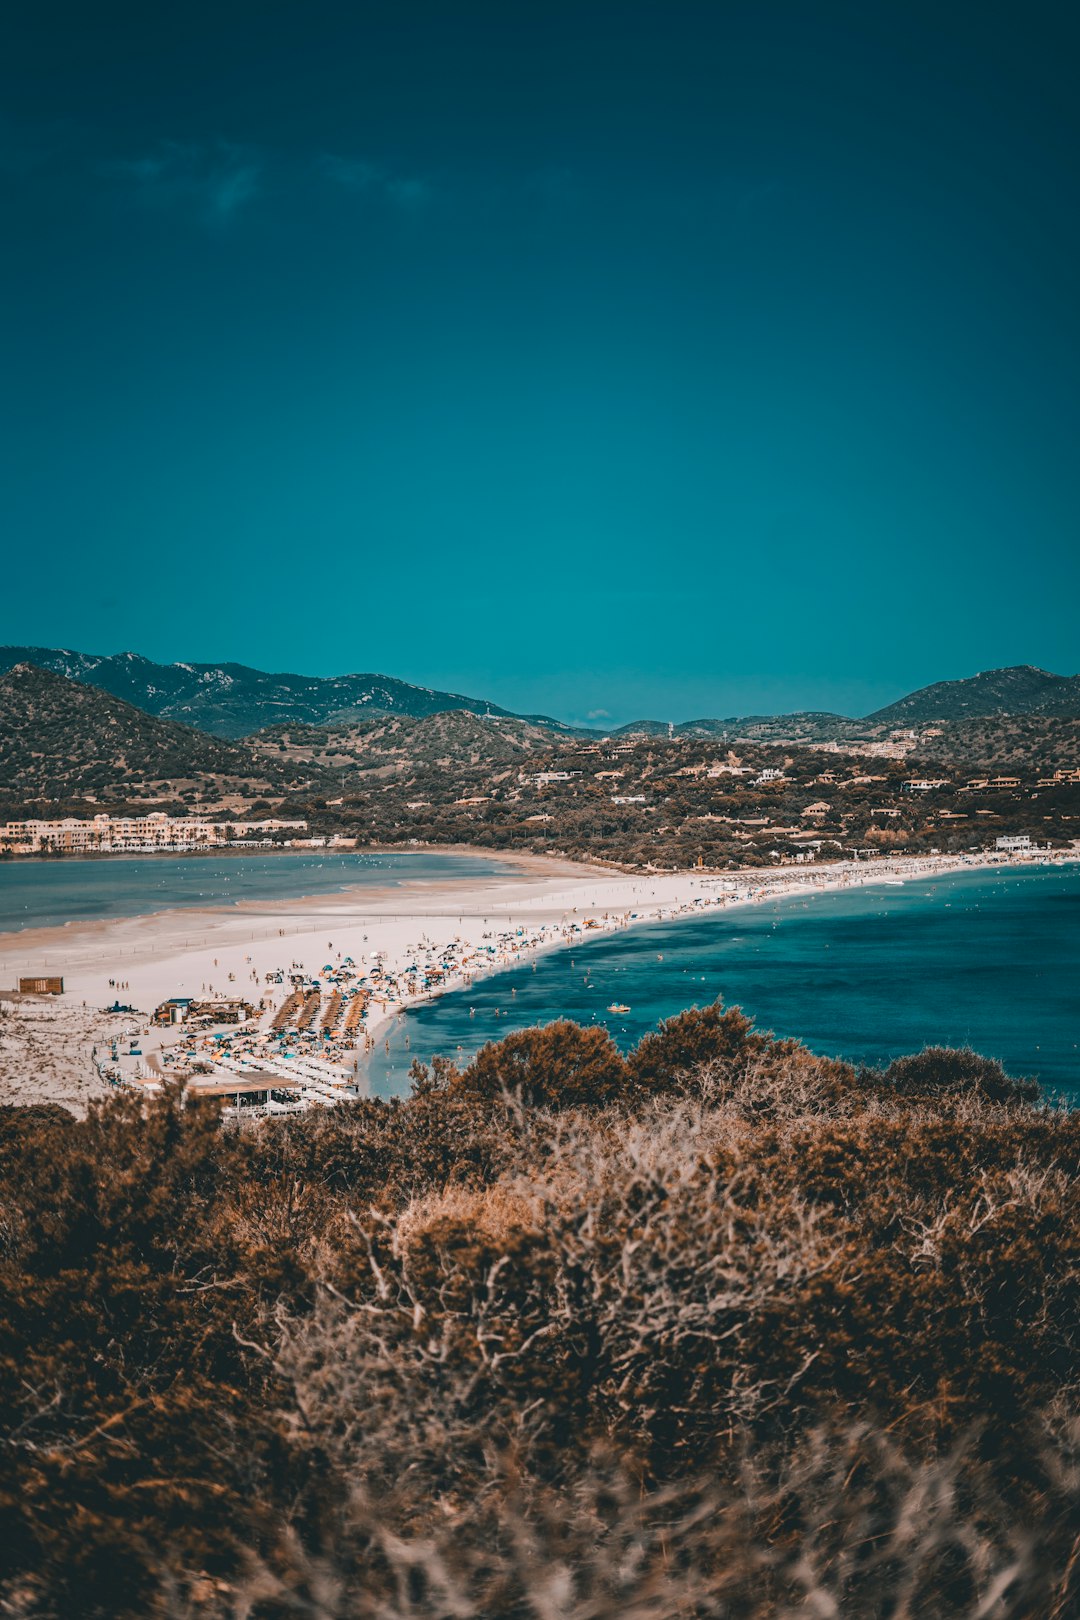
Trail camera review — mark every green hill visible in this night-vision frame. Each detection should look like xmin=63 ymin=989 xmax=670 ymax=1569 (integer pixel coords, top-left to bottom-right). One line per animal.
xmin=0 ymin=663 xmax=322 ymax=810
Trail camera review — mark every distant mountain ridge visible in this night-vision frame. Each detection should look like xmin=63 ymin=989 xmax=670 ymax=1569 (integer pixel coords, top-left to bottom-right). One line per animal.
xmin=614 ymin=712 xmax=850 ymax=743
xmin=1 ymin=648 xmax=1077 ymax=739
xmin=613 ymin=669 xmax=1080 ymax=742
xmin=0 ymin=647 xmax=573 ymax=740
xmin=864 ymin=665 xmax=1080 ymax=725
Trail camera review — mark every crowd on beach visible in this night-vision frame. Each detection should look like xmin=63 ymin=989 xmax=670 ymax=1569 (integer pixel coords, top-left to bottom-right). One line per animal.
xmin=77 ymin=846 xmax=1068 ymax=1119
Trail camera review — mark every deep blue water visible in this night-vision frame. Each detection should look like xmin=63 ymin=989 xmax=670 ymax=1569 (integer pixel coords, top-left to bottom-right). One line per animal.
xmin=0 ymin=850 xmax=518 ymax=933
xmin=370 ymin=865 xmax=1080 ymax=1104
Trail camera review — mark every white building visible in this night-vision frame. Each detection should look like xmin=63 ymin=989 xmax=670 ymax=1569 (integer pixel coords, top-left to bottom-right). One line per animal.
xmin=1 ymin=812 xmax=307 ymax=855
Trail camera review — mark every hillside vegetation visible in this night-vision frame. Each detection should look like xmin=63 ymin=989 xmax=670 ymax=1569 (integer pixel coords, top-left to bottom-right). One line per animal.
xmin=866 ymin=664 xmax=1080 ymax=725
xmin=0 ymin=1010 xmax=1077 ymax=1618
xmin=3 ymin=647 xmax=1079 ymax=744
xmin=282 ymin=729 xmax=1080 ymax=868
xmin=0 ymin=665 xmax=322 ymax=812
xmin=912 ymin=713 xmax=1080 ymax=771
xmin=252 ymin=710 xmax=565 ymax=774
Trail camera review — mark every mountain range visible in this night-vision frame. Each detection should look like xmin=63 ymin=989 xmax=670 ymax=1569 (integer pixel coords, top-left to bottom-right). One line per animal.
xmin=0 ymin=646 xmax=572 ymax=740
xmin=1 ymin=647 xmax=1078 ymax=740
xmin=864 ymin=665 xmax=1080 ymax=725
xmin=616 ymin=667 xmax=1080 ymax=741
xmin=0 ymin=664 xmax=572 ymax=813
xmin=2 ymin=655 xmax=1078 ymax=827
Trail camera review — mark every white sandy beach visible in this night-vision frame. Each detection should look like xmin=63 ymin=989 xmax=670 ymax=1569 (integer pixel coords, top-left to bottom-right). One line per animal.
xmin=1 ymin=846 xmax=1075 ymax=1110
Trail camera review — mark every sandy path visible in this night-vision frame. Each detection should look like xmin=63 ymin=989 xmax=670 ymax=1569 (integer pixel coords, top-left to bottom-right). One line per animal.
xmin=0 ymin=997 xmax=141 ymax=1113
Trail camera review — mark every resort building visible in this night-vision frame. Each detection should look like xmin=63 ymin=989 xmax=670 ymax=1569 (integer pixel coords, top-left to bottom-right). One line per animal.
xmin=961 ymin=777 xmax=1022 ymax=793
xmin=0 ymin=812 xmax=307 ymax=855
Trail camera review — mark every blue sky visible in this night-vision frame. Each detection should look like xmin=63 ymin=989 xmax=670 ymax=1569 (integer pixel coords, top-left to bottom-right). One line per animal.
xmin=2 ymin=1 xmax=1078 ymax=725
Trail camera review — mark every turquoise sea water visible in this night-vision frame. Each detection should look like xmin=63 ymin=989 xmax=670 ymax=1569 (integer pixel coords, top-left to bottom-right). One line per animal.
xmin=0 ymin=850 xmax=518 ymax=934
xmin=369 ymin=865 xmax=1080 ymax=1105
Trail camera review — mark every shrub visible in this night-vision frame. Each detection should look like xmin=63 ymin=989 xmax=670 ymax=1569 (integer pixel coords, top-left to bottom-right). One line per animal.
xmin=627 ymin=998 xmax=761 ymax=1092
xmin=0 ymin=1026 xmax=1074 ymax=1617
xmin=884 ymin=1045 xmax=1041 ymax=1104
xmin=452 ymin=1019 xmax=630 ymax=1108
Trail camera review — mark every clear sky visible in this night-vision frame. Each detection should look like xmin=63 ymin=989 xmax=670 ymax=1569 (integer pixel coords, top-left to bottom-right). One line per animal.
xmin=2 ymin=2 xmax=1078 ymax=726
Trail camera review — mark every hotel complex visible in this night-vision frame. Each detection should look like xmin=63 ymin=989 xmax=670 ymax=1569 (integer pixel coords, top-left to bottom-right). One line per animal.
xmin=0 ymin=812 xmax=308 ymax=855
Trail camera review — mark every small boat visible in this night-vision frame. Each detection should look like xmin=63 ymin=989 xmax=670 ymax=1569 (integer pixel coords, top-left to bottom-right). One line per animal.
xmin=607 ymin=1003 xmax=631 ymax=1014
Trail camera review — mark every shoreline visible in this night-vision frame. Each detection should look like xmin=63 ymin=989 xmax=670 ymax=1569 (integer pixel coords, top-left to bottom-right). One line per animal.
xmin=355 ymin=848 xmax=1080 ymax=1061
xmin=1 ymin=846 xmax=1076 ymax=1111
xmin=0 ymin=847 xmax=563 ymax=943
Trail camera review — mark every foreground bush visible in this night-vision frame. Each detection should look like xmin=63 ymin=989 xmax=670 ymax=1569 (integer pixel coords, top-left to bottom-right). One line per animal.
xmin=0 ymin=1007 xmax=1076 ymax=1618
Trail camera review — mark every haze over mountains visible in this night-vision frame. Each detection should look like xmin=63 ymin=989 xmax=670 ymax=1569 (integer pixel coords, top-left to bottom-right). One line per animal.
xmin=1 ymin=646 xmax=1078 ymax=741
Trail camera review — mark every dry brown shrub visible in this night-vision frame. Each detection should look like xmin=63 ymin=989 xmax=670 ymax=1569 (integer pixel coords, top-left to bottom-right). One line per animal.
xmin=0 ymin=1028 xmax=1077 ymax=1618
xmin=396 ymin=1182 xmax=545 ymax=1254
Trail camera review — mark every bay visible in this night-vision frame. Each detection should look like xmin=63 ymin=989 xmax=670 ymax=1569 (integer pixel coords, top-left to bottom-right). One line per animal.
xmin=0 ymin=850 xmax=518 ymax=934
xmin=370 ymin=864 xmax=1080 ymax=1104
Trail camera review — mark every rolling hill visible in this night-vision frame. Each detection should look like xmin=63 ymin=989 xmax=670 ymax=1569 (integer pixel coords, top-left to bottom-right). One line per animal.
xmin=0 ymin=664 xmax=324 ymax=808
xmin=865 ymin=665 xmax=1080 ymax=725
xmin=614 ymin=712 xmax=851 ymax=743
xmin=251 ymin=709 xmax=567 ymax=776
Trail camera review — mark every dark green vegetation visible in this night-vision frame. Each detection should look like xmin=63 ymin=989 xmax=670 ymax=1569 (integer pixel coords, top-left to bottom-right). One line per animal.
xmin=258 ymin=709 xmax=566 ymax=773
xmin=0 ymin=1010 xmax=1077 ymax=1618
xmin=863 ymin=665 xmax=1080 ymax=726
xmin=910 ymin=715 xmax=1080 ymax=772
